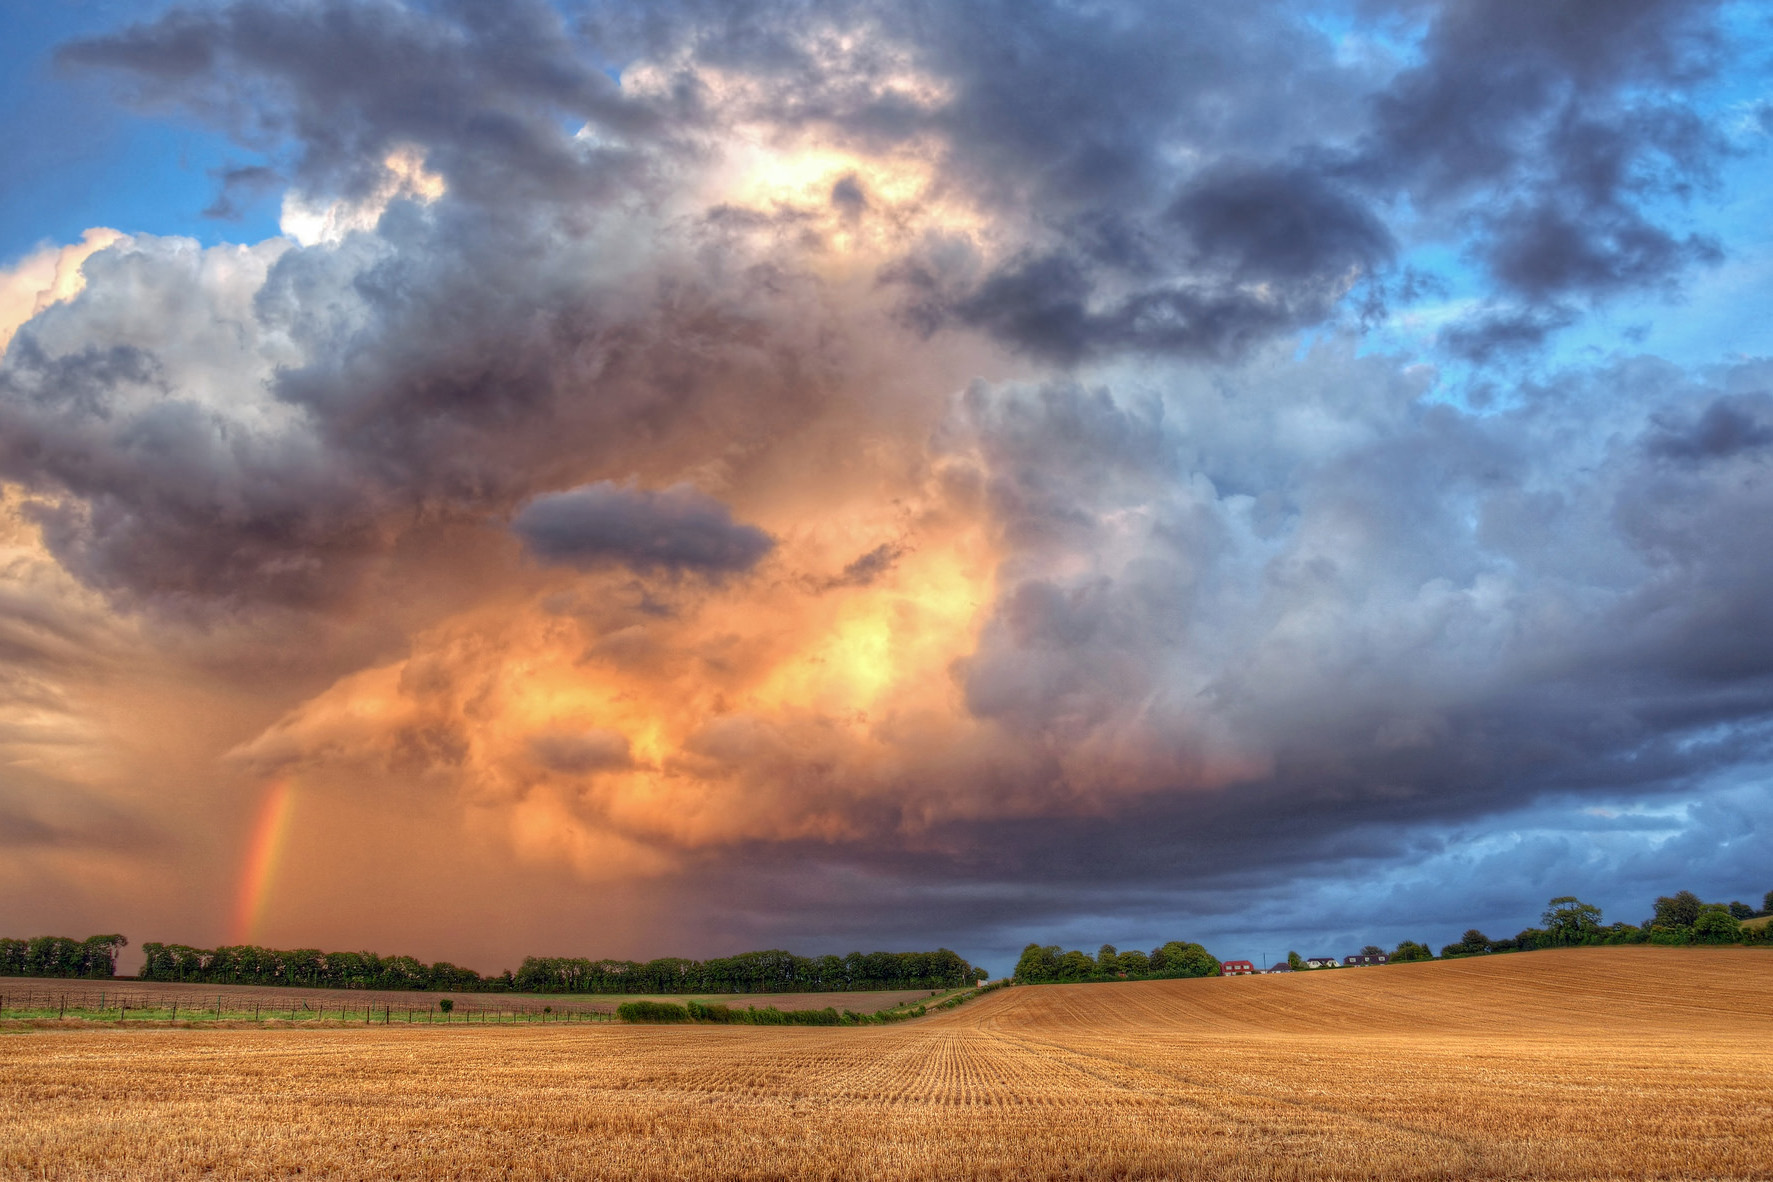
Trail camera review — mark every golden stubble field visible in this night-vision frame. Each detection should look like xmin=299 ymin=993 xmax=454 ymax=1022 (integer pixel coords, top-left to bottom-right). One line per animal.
xmin=3 ymin=946 xmax=1770 ymax=1180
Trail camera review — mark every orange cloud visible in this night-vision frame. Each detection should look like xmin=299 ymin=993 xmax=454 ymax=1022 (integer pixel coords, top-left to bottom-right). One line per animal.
xmin=229 ymin=471 xmax=1004 ymax=875
xmin=0 ymin=228 xmax=125 ymax=352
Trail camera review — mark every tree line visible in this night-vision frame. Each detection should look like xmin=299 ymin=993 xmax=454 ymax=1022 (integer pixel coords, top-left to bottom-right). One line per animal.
xmin=1284 ymin=888 xmax=1773 ymax=969
xmin=1014 ymin=885 xmax=1773 ymax=984
xmin=1435 ymin=889 xmax=1773 ymax=959
xmin=1013 ymin=940 xmax=1221 ymax=983
xmin=124 ymin=940 xmax=984 ymax=994
xmin=0 ymin=935 xmax=128 ymax=979
xmin=513 ymin=948 xmax=983 ymax=993
xmin=138 ymin=942 xmax=499 ymax=990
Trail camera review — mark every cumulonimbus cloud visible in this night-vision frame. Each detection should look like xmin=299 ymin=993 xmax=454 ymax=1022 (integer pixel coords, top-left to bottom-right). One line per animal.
xmin=2 ymin=0 xmax=1768 ymax=965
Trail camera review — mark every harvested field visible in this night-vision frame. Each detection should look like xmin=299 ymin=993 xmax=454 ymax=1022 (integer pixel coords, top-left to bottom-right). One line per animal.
xmin=0 ymin=975 xmax=942 ymax=1020
xmin=3 ymin=947 xmax=1770 ymax=1180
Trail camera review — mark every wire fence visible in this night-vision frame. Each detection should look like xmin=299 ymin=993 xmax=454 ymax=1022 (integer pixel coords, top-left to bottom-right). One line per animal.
xmin=0 ymin=987 xmax=616 ymax=1026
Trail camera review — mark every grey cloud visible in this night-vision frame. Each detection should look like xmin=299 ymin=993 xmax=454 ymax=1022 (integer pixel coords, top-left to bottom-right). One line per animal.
xmin=513 ymin=482 xmax=774 ymax=577
xmin=0 ymin=240 xmax=378 ymax=609
xmin=0 ymin=174 xmax=837 ymax=612
xmin=529 ymin=727 xmax=634 ymax=774
xmin=1483 ymin=192 xmax=1722 ymax=301
xmin=896 ymin=352 xmax=1773 ymax=903
xmin=1168 ymin=163 xmax=1393 ymax=284
xmin=932 ymin=252 xmax=1316 ymax=364
xmin=1644 ymin=394 xmax=1773 ymax=462
xmin=825 ymin=542 xmax=903 ymax=589
xmin=59 ymin=0 xmax=655 ymax=209
xmin=202 ymin=163 xmax=283 ymax=221
xmin=60 ymin=0 xmax=1744 ymax=372
xmin=1360 ymin=0 xmax=1732 ymax=303
xmin=1438 ymin=306 xmax=1577 ymax=363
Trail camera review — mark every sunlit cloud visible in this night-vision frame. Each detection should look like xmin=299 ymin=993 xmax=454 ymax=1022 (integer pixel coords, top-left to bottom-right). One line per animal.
xmin=279 ymin=145 xmax=446 ymax=247
xmin=0 ymin=228 xmax=125 ymax=352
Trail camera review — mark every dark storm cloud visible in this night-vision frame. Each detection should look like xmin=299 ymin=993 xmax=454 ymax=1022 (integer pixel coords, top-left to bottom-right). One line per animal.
xmin=202 ymin=164 xmax=283 ymax=221
xmin=1168 ymin=164 xmax=1393 ymax=285
xmin=939 ymin=162 xmax=1393 ymax=363
xmin=1437 ymin=306 xmax=1577 ymax=363
xmin=513 ymin=482 xmax=774 ymax=577
xmin=1361 ymin=0 xmax=1730 ymax=302
xmin=932 ymin=248 xmax=1341 ymax=365
xmin=1644 ymin=394 xmax=1773 ymax=462
xmin=58 ymin=0 xmax=657 ymax=207
xmin=829 ymin=352 xmax=1773 ymax=942
xmin=56 ymin=0 xmax=1742 ymax=372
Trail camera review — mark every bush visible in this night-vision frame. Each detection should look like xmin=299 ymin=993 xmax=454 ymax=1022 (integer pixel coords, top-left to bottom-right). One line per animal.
xmin=677 ymin=1001 xmax=843 ymax=1025
xmin=437 ymin=998 xmax=454 ymax=1014
xmin=617 ymin=1000 xmax=691 ymax=1023
xmin=1693 ymin=909 xmax=1741 ymax=943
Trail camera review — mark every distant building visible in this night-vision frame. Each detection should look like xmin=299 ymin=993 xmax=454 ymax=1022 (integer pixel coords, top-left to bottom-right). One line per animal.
xmin=1265 ymin=963 xmax=1293 ymax=974
xmin=1343 ymin=953 xmax=1388 ymax=967
xmin=1221 ymin=960 xmax=1258 ymax=976
xmin=1305 ymin=956 xmax=1339 ymax=969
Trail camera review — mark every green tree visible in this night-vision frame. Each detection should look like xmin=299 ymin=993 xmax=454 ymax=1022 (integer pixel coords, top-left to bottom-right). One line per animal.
xmin=1056 ymin=949 xmax=1095 ymax=980
xmin=1286 ymin=951 xmax=1306 ymax=971
xmin=1764 ymin=889 xmax=1773 ymax=914
xmin=1014 ymin=944 xmax=1061 ymax=982
xmin=1097 ymin=944 xmax=1118 ymax=972
xmin=1728 ymin=901 xmax=1752 ymax=920
xmin=1541 ymin=897 xmax=1603 ymax=946
xmin=1693 ymin=908 xmax=1741 ymax=944
xmin=1389 ymin=940 xmax=1433 ymax=963
xmin=1652 ymin=891 xmax=1702 ymax=930
xmin=437 ymin=998 xmax=454 ymax=1014
xmin=1151 ymin=942 xmax=1220 ymax=978
xmin=1116 ymin=950 xmax=1150 ymax=976
xmin=79 ymin=934 xmax=127 ymax=978
xmin=1442 ymin=929 xmax=1491 ymax=957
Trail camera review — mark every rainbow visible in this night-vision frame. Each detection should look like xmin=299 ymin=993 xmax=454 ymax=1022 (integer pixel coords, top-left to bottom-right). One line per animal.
xmin=231 ymin=778 xmax=296 ymax=946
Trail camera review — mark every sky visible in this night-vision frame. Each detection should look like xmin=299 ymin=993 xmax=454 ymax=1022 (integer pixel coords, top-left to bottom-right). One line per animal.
xmin=2 ymin=0 xmax=1772 ymax=978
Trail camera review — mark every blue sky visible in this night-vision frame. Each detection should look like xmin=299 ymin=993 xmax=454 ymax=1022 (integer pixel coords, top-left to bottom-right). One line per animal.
xmin=0 ymin=0 xmax=280 ymax=261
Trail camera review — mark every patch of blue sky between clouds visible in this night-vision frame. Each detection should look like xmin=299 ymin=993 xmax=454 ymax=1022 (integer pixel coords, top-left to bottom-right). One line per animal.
xmin=0 ymin=0 xmax=283 ymax=264
xmin=1363 ymin=144 xmax=1773 ymax=411
xmin=1357 ymin=0 xmax=1773 ymax=410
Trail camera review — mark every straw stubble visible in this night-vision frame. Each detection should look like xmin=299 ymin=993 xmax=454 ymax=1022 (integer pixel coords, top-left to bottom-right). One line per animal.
xmin=2 ymin=946 xmax=1769 ymax=1179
